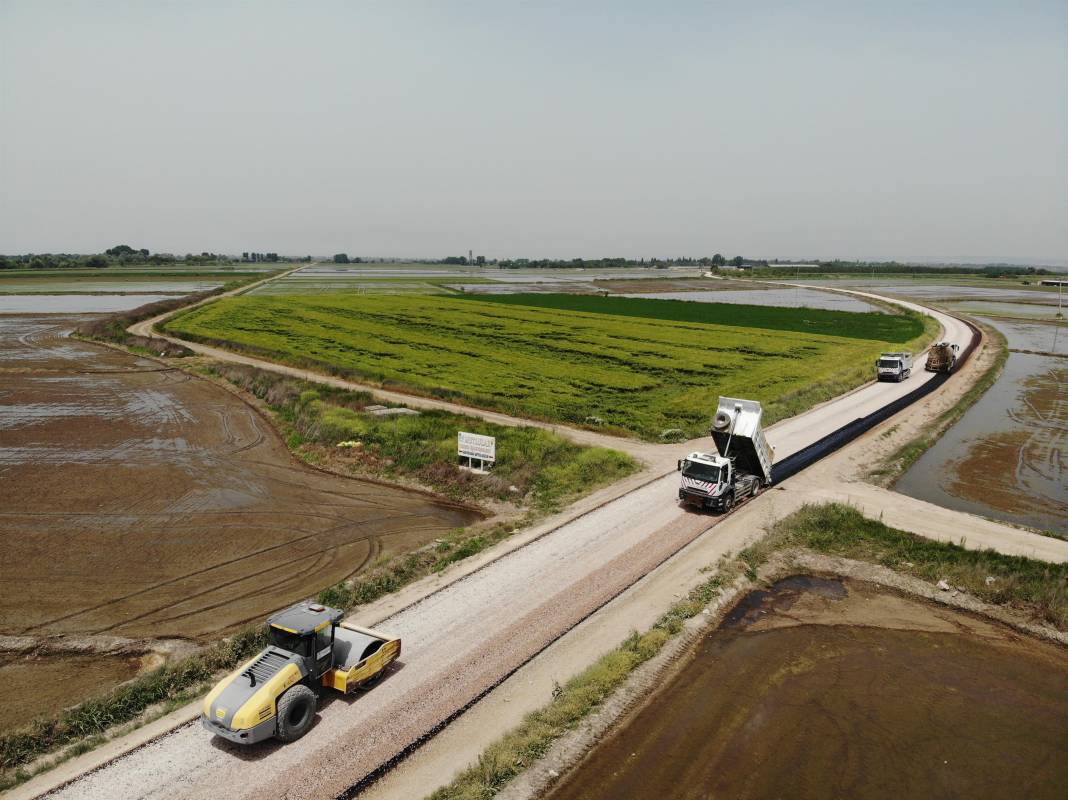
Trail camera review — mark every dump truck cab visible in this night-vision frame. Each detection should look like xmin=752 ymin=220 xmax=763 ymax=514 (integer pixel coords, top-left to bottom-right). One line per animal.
xmin=678 ymin=397 xmax=774 ymax=512
xmin=876 ymin=351 xmax=913 ymax=382
xmin=201 ymin=602 xmax=401 ymax=745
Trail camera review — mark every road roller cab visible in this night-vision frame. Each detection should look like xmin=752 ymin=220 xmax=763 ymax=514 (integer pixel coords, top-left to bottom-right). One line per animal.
xmin=201 ymin=601 xmax=401 ymax=745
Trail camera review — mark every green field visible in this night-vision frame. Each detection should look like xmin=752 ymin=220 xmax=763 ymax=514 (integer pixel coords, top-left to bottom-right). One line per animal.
xmin=460 ymin=292 xmax=922 ymax=339
xmin=166 ymin=293 xmax=931 ymax=439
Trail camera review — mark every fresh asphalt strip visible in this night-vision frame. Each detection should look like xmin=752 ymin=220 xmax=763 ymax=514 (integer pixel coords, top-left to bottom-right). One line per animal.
xmin=772 ymin=318 xmax=980 ymax=483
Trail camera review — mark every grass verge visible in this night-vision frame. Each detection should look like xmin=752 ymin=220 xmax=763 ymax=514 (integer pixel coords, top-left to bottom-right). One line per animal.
xmin=204 ymin=363 xmax=638 ymax=513
xmin=428 ymin=501 xmax=1067 ymax=799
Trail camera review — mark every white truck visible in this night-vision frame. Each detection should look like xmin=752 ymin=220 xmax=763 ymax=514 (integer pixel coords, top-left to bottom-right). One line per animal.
xmin=677 ymin=397 xmax=774 ymax=513
xmin=876 ymin=351 xmax=913 ymax=382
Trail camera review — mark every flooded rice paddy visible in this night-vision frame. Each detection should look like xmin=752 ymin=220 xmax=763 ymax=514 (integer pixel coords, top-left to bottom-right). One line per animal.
xmin=0 ymin=313 xmax=479 ymax=728
xmin=0 ymin=294 xmax=176 ymax=313
xmin=619 ymin=288 xmax=879 ymax=312
xmin=0 ymin=280 xmax=224 ymax=295
xmin=547 ymin=576 xmax=1068 ymax=800
xmin=895 ymin=315 xmax=1066 ymax=533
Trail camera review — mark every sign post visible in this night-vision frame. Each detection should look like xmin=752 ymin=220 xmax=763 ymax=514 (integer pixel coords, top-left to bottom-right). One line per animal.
xmin=458 ymin=431 xmax=496 ymax=472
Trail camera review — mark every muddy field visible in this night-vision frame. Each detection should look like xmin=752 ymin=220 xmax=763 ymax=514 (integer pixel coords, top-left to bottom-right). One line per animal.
xmin=0 ymin=315 xmax=478 ymax=728
xmin=547 ymin=576 xmax=1068 ymax=800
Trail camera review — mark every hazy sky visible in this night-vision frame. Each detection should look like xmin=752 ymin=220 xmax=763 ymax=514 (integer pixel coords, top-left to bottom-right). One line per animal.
xmin=2 ymin=1 xmax=1066 ymax=263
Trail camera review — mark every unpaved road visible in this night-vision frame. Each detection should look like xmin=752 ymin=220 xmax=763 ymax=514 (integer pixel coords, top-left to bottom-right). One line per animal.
xmin=30 ymin=291 xmax=996 ymax=800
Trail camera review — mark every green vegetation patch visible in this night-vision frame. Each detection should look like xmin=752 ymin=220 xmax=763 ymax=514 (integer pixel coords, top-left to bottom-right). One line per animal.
xmin=210 ymin=363 xmax=637 ymax=512
xmin=167 ymin=293 xmax=928 ymax=439
xmin=460 ymin=292 xmax=923 ymax=341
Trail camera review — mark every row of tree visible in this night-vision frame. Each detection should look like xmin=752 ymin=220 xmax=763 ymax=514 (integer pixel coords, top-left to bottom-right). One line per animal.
xmin=749 ymin=261 xmax=1055 ymax=277
xmin=0 ymin=246 xmax=315 ymax=270
xmin=2 ymin=248 xmax=1054 ymax=276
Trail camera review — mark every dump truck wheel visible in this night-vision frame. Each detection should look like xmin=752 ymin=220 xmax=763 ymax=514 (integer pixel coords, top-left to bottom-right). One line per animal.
xmin=275 ymin=685 xmax=317 ymax=742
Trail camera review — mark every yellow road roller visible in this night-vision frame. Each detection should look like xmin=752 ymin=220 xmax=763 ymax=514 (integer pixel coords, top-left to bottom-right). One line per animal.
xmin=201 ymin=601 xmax=401 ymax=744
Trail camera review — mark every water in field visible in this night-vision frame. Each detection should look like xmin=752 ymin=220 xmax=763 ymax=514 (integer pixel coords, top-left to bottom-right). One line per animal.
xmin=0 ymin=294 xmax=174 ymax=313
xmin=800 ymin=279 xmax=1064 ymax=304
xmin=250 ymin=279 xmax=452 ymax=295
xmin=896 ymin=315 xmax=1067 ymax=534
xmin=619 ymin=288 xmax=880 ymax=313
xmin=951 ymin=300 xmax=1065 ymax=320
xmin=546 ymin=576 xmax=1068 ymax=800
xmin=0 ymin=279 xmax=223 ymax=294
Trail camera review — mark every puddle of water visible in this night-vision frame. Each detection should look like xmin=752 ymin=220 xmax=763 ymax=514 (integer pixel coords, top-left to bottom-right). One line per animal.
xmin=896 ymin=316 xmax=1067 ymax=533
xmin=547 ymin=578 xmax=1068 ymax=800
xmin=721 ymin=575 xmax=847 ymax=628
xmin=0 ymin=294 xmax=174 ymax=313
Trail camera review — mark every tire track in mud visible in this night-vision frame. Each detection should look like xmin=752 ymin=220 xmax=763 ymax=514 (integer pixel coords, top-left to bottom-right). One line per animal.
xmin=17 ymin=510 xmax=441 ymax=636
xmin=2 ymin=315 xmax=480 ymax=659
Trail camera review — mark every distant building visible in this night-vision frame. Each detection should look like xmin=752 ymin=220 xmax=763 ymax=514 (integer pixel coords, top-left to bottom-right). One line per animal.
xmin=1039 ymin=279 xmax=1067 ymax=286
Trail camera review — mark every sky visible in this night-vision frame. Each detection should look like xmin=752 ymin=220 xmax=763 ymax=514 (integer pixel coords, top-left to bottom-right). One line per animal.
xmin=1 ymin=1 xmax=1066 ymax=264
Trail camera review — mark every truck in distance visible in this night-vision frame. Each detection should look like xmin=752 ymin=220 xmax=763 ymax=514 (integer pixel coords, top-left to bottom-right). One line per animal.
xmin=678 ymin=396 xmax=774 ymax=512
xmin=201 ymin=602 xmax=400 ymax=745
xmin=876 ymin=351 xmax=913 ymax=382
xmin=925 ymin=341 xmax=960 ymax=373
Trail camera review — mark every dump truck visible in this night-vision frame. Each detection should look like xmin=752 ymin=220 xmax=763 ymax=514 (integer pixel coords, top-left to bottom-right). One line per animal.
xmin=201 ymin=602 xmax=400 ymax=745
xmin=876 ymin=351 xmax=913 ymax=382
xmin=678 ymin=396 xmax=774 ymax=512
xmin=925 ymin=341 xmax=960 ymax=373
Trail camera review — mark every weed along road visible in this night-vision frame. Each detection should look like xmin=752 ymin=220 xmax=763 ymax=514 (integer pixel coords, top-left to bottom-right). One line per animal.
xmin=22 ymin=290 xmax=1015 ymax=800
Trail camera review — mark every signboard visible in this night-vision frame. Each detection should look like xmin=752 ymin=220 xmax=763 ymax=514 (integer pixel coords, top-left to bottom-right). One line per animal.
xmin=458 ymin=431 xmax=496 ymax=470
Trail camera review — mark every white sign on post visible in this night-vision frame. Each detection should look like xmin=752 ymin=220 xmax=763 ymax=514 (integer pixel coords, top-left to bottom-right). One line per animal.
xmin=458 ymin=432 xmax=496 ymax=471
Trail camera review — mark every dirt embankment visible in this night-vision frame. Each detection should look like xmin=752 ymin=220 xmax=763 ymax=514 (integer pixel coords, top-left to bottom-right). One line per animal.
xmin=0 ymin=315 xmax=479 ymax=729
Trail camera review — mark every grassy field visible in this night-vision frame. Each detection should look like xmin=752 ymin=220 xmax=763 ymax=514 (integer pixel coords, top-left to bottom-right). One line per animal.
xmin=166 ymin=293 xmax=930 ymax=439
